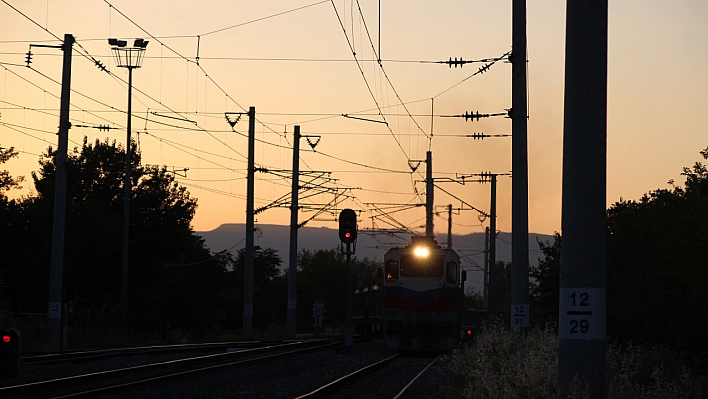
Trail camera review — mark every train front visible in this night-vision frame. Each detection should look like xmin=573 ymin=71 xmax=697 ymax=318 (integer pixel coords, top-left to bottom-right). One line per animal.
xmin=382 ymin=236 xmax=461 ymax=351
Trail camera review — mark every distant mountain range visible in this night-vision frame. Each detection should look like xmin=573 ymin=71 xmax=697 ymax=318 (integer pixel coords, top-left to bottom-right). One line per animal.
xmin=196 ymin=223 xmax=553 ymax=293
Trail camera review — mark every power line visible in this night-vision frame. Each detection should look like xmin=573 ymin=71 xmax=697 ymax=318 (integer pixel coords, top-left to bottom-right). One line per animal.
xmin=100 ymin=1 xmax=303 ymax=163
xmin=0 ymin=64 xmax=122 ymax=128
xmin=433 ymin=50 xmax=511 ymax=99
xmin=0 ymin=122 xmax=57 ymax=146
xmin=313 ymin=149 xmax=409 ymax=173
xmin=353 ymin=0 xmax=429 ymax=141
xmin=0 ymin=0 xmax=62 ymax=42
xmin=1 ymin=51 xmax=507 ymax=66
xmin=329 ymin=0 xmax=412 ymax=162
xmin=200 ymin=0 xmax=330 ymax=37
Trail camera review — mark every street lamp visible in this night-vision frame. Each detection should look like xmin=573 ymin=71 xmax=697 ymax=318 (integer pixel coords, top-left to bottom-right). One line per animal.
xmin=108 ymin=37 xmax=148 ymax=326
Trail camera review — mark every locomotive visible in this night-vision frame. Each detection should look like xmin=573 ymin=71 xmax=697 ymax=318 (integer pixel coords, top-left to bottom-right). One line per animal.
xmin=381 ymin=236 xmax=462 ymax=351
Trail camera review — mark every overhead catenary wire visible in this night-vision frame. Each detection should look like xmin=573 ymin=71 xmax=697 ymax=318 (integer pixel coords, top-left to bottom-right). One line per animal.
xmin=200 ymin=0 xmax=330 ymax=37
xmin=1 ymin=0 xmax=506 ymax=232
xmin=352 ymin=0 xmax=428 ymax=141
xmin=329 ymin=0 xmax=413 ymax=163
xmin=0 ymin=63 xmax=121 ymax=128
xmin=99 ymin=0 xmax=321 ymax=172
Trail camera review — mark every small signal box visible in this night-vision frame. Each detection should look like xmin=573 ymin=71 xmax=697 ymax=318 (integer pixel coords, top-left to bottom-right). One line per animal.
xmin=338 ymin=209 xmax=357 ymax=244
xmin=0 ymin=328 xmax=21 ymax=379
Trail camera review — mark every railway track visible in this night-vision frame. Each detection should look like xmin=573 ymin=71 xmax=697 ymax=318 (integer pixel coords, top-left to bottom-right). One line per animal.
xmin=295 ymin=353 xmax=442 ymax=399
xmin=21 ymin=340 xmax=297 ymax=365
xmin=2 ymin=339 xmax=343 ymax=399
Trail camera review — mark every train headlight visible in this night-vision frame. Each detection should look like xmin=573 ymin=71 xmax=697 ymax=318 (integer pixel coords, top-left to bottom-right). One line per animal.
xmin=414 ymin=247 xmax=429 ymax=257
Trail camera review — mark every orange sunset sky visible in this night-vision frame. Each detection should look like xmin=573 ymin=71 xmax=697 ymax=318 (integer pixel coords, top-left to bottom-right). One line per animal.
xmin=1 ymin=0 xmax=706 ymax=238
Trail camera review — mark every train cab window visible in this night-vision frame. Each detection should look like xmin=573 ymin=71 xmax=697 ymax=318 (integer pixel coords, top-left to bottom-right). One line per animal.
xmin=446 ymin=261 xmax=458 ymax=283
xmin=399 ymin=255 xmax=444 ymax=277
xmin=385 ymin=260 xmax=399 ymax=282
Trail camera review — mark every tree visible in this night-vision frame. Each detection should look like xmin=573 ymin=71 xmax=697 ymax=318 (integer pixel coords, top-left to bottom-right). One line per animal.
xmin=0 ymin=145 xmax=23 ymax=309
xmin=464 ymin=287 xmax=483 ymax=310
xmin=295 ymin=248 xmax=380 ymax=331
xmin=529 ymin=146 xmax=708 ymax=354
xmin=227 ymin=246 xmax=283 ymax=330
xmin=606 ymin=146 xmax=708 ymax=352
xmin=2 ymin=137 xmax=228 ymax=335
xmin=487 ymin=261 xmax=511 ymax=322
xmin=530 ymin=233 xmax=561 ymax=326
xmin=0 ymin=146 xmax=23 ymax=198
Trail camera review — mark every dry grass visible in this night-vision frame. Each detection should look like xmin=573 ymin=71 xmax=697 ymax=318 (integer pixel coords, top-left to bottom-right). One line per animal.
xmin=440 ymin=323 xmax=703 ymax=398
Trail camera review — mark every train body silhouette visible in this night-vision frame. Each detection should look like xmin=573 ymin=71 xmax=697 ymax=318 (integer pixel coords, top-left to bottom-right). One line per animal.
xmin=353 ymin=236 xmax=463 ymax=351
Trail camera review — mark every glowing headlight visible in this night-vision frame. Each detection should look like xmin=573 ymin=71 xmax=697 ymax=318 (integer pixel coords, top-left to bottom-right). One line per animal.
xmin=414 ymin=247 xmax=429 ymax=257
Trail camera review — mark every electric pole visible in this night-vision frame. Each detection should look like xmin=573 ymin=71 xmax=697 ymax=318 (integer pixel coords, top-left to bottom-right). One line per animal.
xmin=558 ymin=1 xmax=608 ymax=395
xmin=47 ymin=33 xmax=74 ymax=350
xmin=489 ymin=172 xmax=497 ymax=285
xmin=446 ymin=204 xmax=452 ymax=249
xmin=511 ymin=0 xmax=530 ymax=331
xmin=483 ymin=227 xmax=489 ymax=311
xmin=425 ymin=151 xmax=433 ymax=237
xmin=243 ymin=106 xmax=256 ymax=338
xmin=488 ymin=174 xmax=497 ymax=321
xmin=287 ymin=126 xmax=301 ymax=337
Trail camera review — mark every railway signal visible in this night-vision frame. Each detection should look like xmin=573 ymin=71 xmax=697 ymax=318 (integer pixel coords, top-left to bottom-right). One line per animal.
xmin=0 ymin=328 xmax=21 ymax=379
xmin=339 ymin=209 xmax=357 ymax=349
xmin=338 ymin=209 xmax=357 ymax=244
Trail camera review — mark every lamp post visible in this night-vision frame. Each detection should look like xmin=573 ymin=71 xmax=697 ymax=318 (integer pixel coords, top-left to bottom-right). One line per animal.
xmin=109 ymin=38 xmax=148 ymax=327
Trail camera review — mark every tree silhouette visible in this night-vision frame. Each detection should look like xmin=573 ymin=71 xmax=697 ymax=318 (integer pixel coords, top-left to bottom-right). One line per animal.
xmin=530 ymin=233 xmax=561 ymax=326
xmin=531 ymin=146 xmax=708 ymax=356
xmin=0 ymin=145 xmax=23 ymax=309
xmin=1 ymin=137 xmax=228 ymax=335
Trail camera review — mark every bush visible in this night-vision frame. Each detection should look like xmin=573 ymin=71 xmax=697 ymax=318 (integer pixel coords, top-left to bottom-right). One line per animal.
xmin=441 ymin=323 xmax=703 ymax=398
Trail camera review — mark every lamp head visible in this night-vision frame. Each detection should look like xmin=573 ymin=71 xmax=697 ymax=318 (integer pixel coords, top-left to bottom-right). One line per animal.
xmin=133 ymin=38 xmax=149 ymax=48
xmin=108 ymin=38 xmax=127 ymax=47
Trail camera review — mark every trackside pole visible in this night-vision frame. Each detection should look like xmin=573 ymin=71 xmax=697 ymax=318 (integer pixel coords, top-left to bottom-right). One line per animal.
xmin=558 ymin=0 xmax=608 ymax=395
xmin=425 ymin=151 xmax=434 ymax=237
xmin=345 ymin=242 xmax=353 ymax=348
xmin=48 ymin=33 xmax=74 ymax=350
xmin=243 ymin=106 xmax=256 ymax=338
xmin=287 ymin=126 xmax=301 ymax=337
xmin=511 ymin=0 xmax=530 ymax=332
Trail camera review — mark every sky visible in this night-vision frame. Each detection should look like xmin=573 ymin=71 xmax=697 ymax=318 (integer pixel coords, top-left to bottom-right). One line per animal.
xmin=1 ymin=0 xmax=707 ymax=244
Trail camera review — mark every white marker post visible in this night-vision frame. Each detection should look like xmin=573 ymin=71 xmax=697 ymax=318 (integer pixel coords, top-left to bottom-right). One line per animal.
xmin=511 ymin=304 xmax=529 ymax=330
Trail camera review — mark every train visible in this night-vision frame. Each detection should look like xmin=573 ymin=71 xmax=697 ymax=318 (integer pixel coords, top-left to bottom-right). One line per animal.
xmin=353 ymin=236 xmax=463 ymax=351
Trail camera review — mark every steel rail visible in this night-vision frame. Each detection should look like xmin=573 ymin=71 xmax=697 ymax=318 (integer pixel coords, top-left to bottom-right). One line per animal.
xmin=22 ymin=339 xmax=294 ymax=365
xmin=2 ymin=340 xmax=341 ymax=398
xmin=392 ymin=355 xmax=440 ymax=398
xmin=295 ymin=353 xmax=400 ymax=398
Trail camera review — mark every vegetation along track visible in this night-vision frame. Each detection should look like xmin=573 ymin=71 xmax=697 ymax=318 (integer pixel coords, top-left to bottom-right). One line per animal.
xmin=296 ymin=354 xmax=441 ymax=399
xmin=1 ymin=339 xmax=343 ymax=398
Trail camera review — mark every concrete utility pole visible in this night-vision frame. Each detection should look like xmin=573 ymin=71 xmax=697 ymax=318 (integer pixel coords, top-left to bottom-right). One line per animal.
xmin=425 ymin=151 xmax=433 ymax=237
xmin=488 ymin=175 xmax=497 ymax=317
xmin=286 ymin=126 xmax=301 ymax=337
xmin=558 ymin=1 xmax=608 ymax=395
xmin=47 ymin=33 xmax=74 ymax=350
xmin=243 ymin=106 xmax=256 ymax=338
xmin=511 ymin=0 xmax=530 ymax=330
xmin=489 ymin=173 xmax=497 ymax=282
xmin=483 ymin=227 xmax=490 ymax=311
xmin=446 ymin=204 xmax=452 ymax=249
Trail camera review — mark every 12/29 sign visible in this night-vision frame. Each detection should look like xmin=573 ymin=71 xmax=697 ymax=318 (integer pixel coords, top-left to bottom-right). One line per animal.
xmin=559 ymin=288 xmax=605 ymax=341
